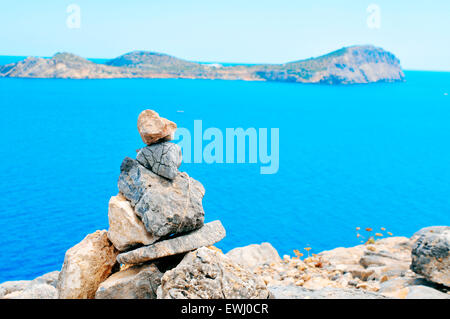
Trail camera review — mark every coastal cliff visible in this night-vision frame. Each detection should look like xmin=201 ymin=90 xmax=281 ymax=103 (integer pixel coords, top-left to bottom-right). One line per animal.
xmin=0 ymin=45 xmax=404 ymax=84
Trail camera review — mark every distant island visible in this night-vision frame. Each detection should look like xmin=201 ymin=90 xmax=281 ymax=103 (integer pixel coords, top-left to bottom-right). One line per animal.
xmin=0 ymin=45 xmax=405 ymax=84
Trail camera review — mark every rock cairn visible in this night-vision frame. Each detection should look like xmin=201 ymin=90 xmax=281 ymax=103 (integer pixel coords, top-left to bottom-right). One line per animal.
xmin=51 ymin=109 xmax=269 ymax=299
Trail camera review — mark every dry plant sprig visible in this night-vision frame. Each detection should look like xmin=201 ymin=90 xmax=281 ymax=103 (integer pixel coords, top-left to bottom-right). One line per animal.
xmin=355 ymin=226 xmax=394 ymax=245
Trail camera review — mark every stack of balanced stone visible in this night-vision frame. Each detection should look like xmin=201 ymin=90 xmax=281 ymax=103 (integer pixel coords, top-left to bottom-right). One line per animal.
xmin=100 ymin=110 xmax=227 ymax=298
xmin=112 ymin=109 xmax=226 ymax=265
xmin=57 ymin=109 xmax=263 ymax=299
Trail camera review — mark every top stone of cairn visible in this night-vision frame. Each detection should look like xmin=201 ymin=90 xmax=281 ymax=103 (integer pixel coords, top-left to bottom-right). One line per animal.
xmin=137 ymin=110 xmax=177 ymax=145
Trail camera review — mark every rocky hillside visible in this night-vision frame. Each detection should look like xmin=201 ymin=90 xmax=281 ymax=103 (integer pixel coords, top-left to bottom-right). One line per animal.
xmin=0 ymin=45 xmax=404 ymax=84
xmin=106 ymin=51 xmax=204 ymax=72
xmin=255 ymin=45 xmax=405 ymax=84
xmin=0 ymin=110 xmax=448 ymax=299
xmin=0 ymin=53 xmax=133 ymax=79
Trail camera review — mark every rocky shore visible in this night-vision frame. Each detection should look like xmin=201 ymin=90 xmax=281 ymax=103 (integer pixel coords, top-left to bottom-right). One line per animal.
xmin=1 ymin=110 xmax=448 ymax=299
xmin=0 ymin=45 xmax=404 ymax=84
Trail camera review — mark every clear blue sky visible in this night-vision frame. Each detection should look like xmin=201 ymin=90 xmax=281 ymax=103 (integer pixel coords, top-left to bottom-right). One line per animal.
xmin=1 ymin=0 xmax=449 ymax=70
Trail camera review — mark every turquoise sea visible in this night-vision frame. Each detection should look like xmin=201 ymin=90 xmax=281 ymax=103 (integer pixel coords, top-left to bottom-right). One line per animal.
xmin=0 ymin=56 xmax=449 ymax=282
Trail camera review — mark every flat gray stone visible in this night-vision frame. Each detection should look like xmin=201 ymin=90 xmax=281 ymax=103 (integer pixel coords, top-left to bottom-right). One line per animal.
xmin=95 ymin=263 xmax=163 ymax=299
xmin=117 ymin=220 xmax=226 ymax=264
xmin=118 ymin=158 xmax=205 ymax=237
xmin=137 ymin=142 xmax=182 ymax=180
xmin=405 ymin=285 xmax=450 ymax=299
xmin=157 ymin=247 xmax=271 ymax=299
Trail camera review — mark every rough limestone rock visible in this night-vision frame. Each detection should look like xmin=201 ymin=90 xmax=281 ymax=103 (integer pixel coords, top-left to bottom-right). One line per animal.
xmin=107 ymin=194 xmax=158 ymax=251
xmin=318 ymin=237 xmax=412 ymax=282
xmin=359 ymin=246 xmax=411 ymax=270
xmin=320 ymin=237 xmax=411 ymax=269
xmin=410 ymin=226 xmax=449 ymax=242
xmin=3 ymin=284 xmax=58 ymax=299
xmin=410 ymin=226 xmax=450 ymax=287
xmin=117 ymin=157 xmax=153 ymax=206
xmin=136 ymin=142 xmax=182 ymax=180
xmin=117 ymin=221 xmax=226 ymax=264
xmin=137 ymin=110 xmax=177 ymax=145
xmin=226 ymin=242 xmax=282 ymax=270
xmin=0 ymin=280 xmax=32 ymax=298
xmin=57 ymin=230 xmax=119 ymax=299
xmin=404 ymin=285 xmax=450 ymax=299
xmin=0 ymin=271 xmax=60 ymax=299
xmin=118 ymin=158 xmax=205 ymax=237
xmin=31 ymin=271 xmax=60 ymax=288
xmin=268 ymin=285 xmax=388 ymax=299
xmin=378 ymin=276 xmax=449 ymax=299
xmin=157 ymin=247 xmax=271 ymax=299
xmin=95 ymin=263 xmax=163 ymax=299
xmin=379 ymin=277 xmax=428 ymax=294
